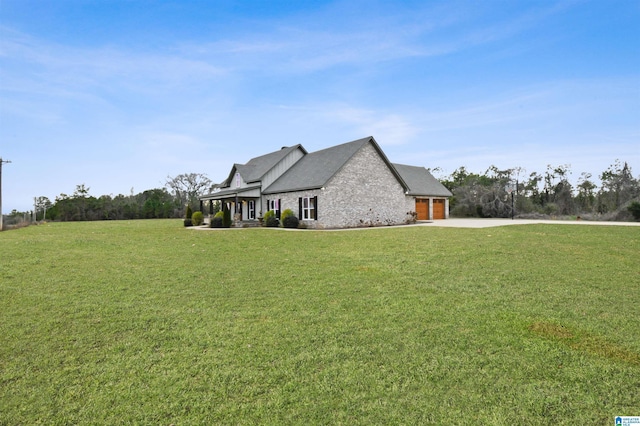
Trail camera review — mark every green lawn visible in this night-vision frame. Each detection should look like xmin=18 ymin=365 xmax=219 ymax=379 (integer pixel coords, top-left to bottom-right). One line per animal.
xmin=1 ymin=220 xmax=638 ymax=424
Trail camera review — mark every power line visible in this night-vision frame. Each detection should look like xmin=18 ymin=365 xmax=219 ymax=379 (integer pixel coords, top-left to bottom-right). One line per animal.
xmin=0 ymin=158 xmax=12 ymax=231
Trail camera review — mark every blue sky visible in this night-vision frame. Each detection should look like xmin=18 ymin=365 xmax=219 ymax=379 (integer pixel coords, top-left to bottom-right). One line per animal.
xmin=1 ymin=0 xmax=638 ymax=212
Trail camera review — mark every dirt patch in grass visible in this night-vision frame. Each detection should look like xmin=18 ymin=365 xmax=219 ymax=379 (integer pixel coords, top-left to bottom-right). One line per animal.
xmin=529 ymin=321 xmax=574 ymax=339
xmin=529 ymin=321 xmax=640 ymax=366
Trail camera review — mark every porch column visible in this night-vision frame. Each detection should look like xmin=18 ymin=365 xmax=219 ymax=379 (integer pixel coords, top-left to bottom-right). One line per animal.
xmin=445 ymin=198 xmax=450 ymax=219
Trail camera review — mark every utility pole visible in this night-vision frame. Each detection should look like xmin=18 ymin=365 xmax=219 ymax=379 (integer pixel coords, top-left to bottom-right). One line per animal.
xmin=0 ymin=158 xmax=12 ymax=231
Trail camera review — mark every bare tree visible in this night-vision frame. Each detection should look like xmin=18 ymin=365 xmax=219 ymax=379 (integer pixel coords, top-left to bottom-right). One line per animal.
xmin=165 ymin=173 xmax=212 ymax=213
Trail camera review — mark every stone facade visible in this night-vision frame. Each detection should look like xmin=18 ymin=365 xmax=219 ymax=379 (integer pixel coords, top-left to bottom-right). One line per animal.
xmin=265 ymin=143 xmax=415 ymax=229
xmin=264 ymin=189 xmax=320 ymax=226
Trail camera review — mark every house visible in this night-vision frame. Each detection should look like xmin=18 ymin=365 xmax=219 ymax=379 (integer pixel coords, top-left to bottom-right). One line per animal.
xmin=199 ymin=136 xmax=451 ymax=229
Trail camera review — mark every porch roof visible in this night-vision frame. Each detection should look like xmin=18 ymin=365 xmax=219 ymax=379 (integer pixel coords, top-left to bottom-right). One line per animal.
xmin=200 ymin=184 xmax=261 ymax=200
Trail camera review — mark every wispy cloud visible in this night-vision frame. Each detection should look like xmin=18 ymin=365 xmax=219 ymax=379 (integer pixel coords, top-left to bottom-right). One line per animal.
xmin=0 ymin=26 xmax=226 ymax=97
xmin=169 ymin=2 xmax=572 ymax=75
xmin=1 ymin=0 xmax=636 ymax=212
xmin=322 ymin=106 xmax=419 ymax=145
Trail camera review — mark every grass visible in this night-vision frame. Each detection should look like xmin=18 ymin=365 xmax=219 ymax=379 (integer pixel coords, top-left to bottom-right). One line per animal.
xmin=1 ymin=220 xmax=639 ymax=424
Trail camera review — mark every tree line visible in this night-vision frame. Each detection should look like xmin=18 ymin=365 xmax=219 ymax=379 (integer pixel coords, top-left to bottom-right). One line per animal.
xmin=3 ymin=173 xmax=212 ymax=225
xmin=439 ymin=160 xmax=640 ymax=220
xmin=4 ymin=161 xmax=640 ymax=226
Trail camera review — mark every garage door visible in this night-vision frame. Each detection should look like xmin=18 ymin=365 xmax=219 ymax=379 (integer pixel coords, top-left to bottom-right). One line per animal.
xmin=433 ymin=199 xmax=445 ymax=219
xmin=415 ymin=199 xmax=428 ymax=220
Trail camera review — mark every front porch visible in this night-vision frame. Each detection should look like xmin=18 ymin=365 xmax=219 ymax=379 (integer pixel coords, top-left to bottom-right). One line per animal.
xmin=200 ymin=187 xmax=264 ymax=224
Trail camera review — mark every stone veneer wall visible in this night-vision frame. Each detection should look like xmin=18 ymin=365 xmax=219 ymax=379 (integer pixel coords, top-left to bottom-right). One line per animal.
xmin=265 ymin=189 xmax=321 ymax=228
xmin=404 ymin=196 xmax=417 ymax=219
xmin=266 ymin=143 xmax=414 ymax=229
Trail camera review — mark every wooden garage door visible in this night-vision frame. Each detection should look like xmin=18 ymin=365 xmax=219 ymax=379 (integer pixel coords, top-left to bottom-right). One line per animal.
xmin=415 ymin=199 xmax=428 ymax=220
xmin=433 ymin=199 xmax=445 ymax=219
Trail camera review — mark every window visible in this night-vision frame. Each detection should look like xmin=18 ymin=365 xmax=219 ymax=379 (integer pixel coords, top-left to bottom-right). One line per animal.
xmin=235 ymin=172 xmax=240 ymax=188
xmin=248 ymin=200 xmax=255 ymax=219
xmin=299 ymin=196 xmax=317 ymax=220
xmin=267 ymin=199 xmax=280 ymax=218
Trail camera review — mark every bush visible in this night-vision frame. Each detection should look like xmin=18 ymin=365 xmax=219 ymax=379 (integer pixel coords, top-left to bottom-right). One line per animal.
xmin=222 ymin=209 xmax=232 ymax=228
xmin=281 ymin=209 xmax=295 ymax=221
xmin=263 ymin=210 xmax=279 ymax=227
xmin=210 ymin=211 xmax=224 ymax=228
xmin=282 ymin=214 xmax=299 ymax=229
xmin=281 ymin=209 xmax=298 ymax=228
xmin=191 ymin=211 xmax=204 ymax=226
xmin=405 ymin=211 xmax=417 ymax=224
xmin=628 ymin=201 xmax=640 ymax=221
xmin=183 ymin=219 xmax=193 ymax=227
xmin=185 ymin=205 xmax=193 ymax=219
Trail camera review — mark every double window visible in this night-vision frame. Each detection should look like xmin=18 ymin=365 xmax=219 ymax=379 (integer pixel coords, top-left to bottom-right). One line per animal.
xmin=264 ymin=197 xmax=318 ymax=221
xmin=299 ymin=196 xmax=317 ymax=220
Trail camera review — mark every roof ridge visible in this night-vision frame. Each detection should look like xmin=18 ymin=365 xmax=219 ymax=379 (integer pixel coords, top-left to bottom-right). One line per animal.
xmin=263 ymin=136 xmax=411 ymax=194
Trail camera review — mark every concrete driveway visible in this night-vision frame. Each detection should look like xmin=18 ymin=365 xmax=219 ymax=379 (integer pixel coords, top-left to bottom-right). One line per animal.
xmin=419 ymin=218 xmax=640 ymax=228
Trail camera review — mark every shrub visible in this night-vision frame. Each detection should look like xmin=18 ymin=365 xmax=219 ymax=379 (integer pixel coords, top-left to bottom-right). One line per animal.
xmin=628 ymin=201 xmax=640 ymax=221
xmin=183 ymin=219 xmax=193 ymax=227
xmin=263 ymin=210 xmax=279 ymax=227
xmin=185 ymin=205 xmax=193 ymax=219
xmin=210 ymin=211 xmax=224 ymax=228
xmin=281 ymin=209 xmax=294 ymax=221
xmin=405 ymin=211 xmax=417 ymax=224
xmin=191 ymin=211 xmax=204 ymax=226
xmin=281 ymin=209 xmax=298 ymax=228
xmin=543 ymin=203 xmax=558 ymax=216
xmin=210 ymin=217 xmax=223 ymax=228
xmin=282 ymin=214 xmax=299 ymax=229
xmin=222 ymin=209 xmax=232 ymax=228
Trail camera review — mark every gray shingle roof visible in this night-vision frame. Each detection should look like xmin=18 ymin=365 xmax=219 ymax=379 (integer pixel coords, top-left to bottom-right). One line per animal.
xmin=206 ymin=137 xmax=451 ymax=200
xmin=232 ymin=144 xmax=306 ymax=183
xmin=392 ymin=163 xmax=452 ymax=197
xmin=263 ymin=136 xmax=407 ymax=194
xmin=200 ymin=184 xmax=261 ymax=200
